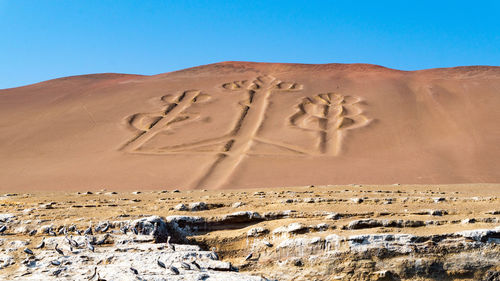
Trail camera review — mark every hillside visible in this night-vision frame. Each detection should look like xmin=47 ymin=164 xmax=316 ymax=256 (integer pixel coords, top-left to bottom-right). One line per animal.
xmin=1 ymin=62 xmax=499 ymax=191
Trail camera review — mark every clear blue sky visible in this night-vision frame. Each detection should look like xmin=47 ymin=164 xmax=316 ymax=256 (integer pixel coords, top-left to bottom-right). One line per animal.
xmin=1 ymin=0 xmax=499 ymax=89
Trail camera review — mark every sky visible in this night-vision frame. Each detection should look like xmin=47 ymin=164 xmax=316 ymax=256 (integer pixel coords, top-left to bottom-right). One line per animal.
xmin=1 ymin=0 xmax=499 ymax=89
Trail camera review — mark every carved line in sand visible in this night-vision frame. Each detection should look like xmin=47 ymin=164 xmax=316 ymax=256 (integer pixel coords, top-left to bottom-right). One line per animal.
xmin=120 ymin=90 xmax=212 ymax=153
xmin=289 ymin=93 xmax=370 ymax=156
xmin=120 ymin=75 xmax=370 ymax=188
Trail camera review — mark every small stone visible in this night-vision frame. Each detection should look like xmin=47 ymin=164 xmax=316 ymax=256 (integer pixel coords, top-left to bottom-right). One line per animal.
xmin=372 ymin=270 xmax=397 ymax=280
xmin=433 ymin=197 xmax=446 ymax=203
xmin=174 ymin=203 xmax=188 ymax=211
xmin=314 ymin=223 xmax=330 ymax=231
xmin=247 ymin=227 xmax=269 ymax=237
xmin=0 ymin=214 xmax=16 ymax=223
xmin=325 ymin=213 xmax=341 ymax=220
xmin=292 ymin=258 xmax=303 ymax=267
xmin=232 ymin=202 xmax=244 ymax=208
xmin=40 ymin=225 xmax=54 ymax=234
xmin=22 ymin=208 xmax=34 ymax=215
xmin=262 ymin=240 xmax=273 ymax=247
xmin=429 ymin=209 xmax=448 ymax=216
xmin=461 ymin=218 xmax=476 ymax=224
xmin=14 ymin=226 xmax=29 ymax=234
xmin=350 ymin=198 xmax=363 ymax=204
xmin=303 ymin=198 xmax=315 ymax=203
xmin=39 ymin=203 xmax=55 ymax=209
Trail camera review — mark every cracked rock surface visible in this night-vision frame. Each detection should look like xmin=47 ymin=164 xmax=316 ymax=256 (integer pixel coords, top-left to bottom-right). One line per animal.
xmin=0 ymin=184 xmax=499 ymax=280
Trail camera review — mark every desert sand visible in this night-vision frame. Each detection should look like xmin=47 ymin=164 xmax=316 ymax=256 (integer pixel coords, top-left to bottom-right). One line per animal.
xmin=0 ymin=62 xmax=499 ymax=280
xmin=1 ymin=62 xmax=499 ymax=191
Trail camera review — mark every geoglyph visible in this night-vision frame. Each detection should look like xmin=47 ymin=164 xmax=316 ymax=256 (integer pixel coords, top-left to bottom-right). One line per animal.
xmin=121 ymin=75 xmax=370 ymax=188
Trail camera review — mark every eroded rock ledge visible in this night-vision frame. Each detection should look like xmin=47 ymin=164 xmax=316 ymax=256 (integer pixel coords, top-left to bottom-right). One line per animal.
xmin=0 ymin=215 xmax=265 ymax=280
xmin=2 ymin=214 xmax=498 ymax=281
xmin=0 ymin=185 xmax=499 ymax=280
xmin=159 ymin=214 xmax=500 ymax=280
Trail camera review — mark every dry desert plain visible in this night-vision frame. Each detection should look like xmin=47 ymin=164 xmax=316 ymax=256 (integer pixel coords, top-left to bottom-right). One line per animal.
xmin=0 ymin=62 xmax=499 ymax=280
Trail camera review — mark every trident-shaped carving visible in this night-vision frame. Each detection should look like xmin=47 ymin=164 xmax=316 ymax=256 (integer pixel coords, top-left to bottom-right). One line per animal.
xmin=290 ymin=93 xmax=370 ymax=156
xmin=120 ymin=75 xmax=371 ymax=188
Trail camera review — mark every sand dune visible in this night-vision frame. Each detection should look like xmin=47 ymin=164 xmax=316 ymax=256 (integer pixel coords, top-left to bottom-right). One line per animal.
xmin=0 ymin=62 xmax=499 ymax=191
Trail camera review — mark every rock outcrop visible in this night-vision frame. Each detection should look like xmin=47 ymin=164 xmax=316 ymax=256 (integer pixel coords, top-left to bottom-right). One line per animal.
xmin=255 ymin=226 xmax=500 ymax=280
xmin=0 ymin=216 xmax=266 ymax=281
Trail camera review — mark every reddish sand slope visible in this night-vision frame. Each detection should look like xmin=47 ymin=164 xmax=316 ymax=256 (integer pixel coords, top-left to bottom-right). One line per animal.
xmin=0 ymin=62 xmax=499 ymax=191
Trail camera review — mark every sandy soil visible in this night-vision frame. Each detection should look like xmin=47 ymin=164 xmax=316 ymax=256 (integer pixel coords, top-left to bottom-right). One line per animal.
xmin=1 ymin=62 xmax=499 ymax=191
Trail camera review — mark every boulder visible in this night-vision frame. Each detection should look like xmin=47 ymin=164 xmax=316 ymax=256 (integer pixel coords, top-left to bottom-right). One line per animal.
xmin=189 ymin=202 xmax=208 ymax=211
xmin=130 ymin=216 xmax=169 ymax=243
xmin=166 ymin=215 xmax=206 ymax=237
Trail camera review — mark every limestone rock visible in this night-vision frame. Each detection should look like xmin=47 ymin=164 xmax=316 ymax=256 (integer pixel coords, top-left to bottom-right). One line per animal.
xmin=130 ymin=216 xmax=169 ymax=243
xmin=247 ymin=227 xmax=269 ymax=237
xmin=189 ymin=202 xmax=208 ymax=211
xmin=174 ymin=203 xmax=188 ymax=211
xmin=0 ymin=214 xmax=15 ymax=223
xmin=221 ymin=211 xmax=263 ymax=224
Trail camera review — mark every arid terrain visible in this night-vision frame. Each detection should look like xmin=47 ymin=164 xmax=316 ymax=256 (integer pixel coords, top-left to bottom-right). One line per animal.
xmin=1 ymin=62 xmax=500 ymax=190
xmin=0 ymin=184 xmax=499 ymax=280
xmin=0 ymin=62 xmax=499 ymax=280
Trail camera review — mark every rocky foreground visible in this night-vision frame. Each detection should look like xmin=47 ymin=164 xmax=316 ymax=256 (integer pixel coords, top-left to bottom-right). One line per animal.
xmin=0 ymin=184 xmax=499 ymax=280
